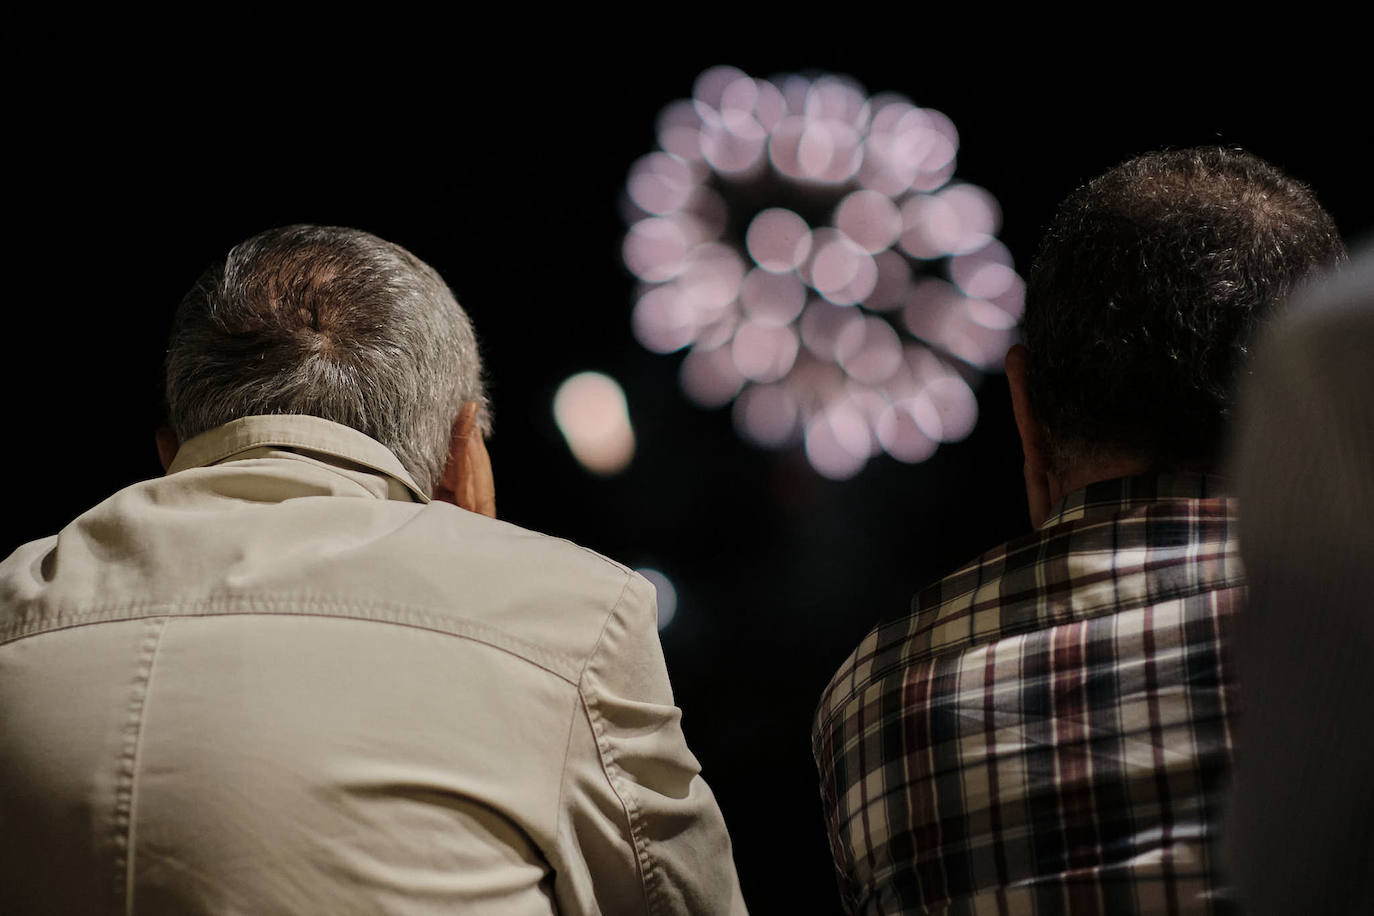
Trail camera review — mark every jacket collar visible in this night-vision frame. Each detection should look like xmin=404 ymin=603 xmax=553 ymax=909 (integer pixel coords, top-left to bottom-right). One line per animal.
xmin=166 ymin=415 xmax=430 ymax=503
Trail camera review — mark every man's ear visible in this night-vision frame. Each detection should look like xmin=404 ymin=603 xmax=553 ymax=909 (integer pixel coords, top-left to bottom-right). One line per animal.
xmin=434 ymin=402 xmax=496 ymax=518
xmin=155 ymin=427 xmax=180 ymax=473
xmin=1005 ymin=344 xmax=1053 ymax=528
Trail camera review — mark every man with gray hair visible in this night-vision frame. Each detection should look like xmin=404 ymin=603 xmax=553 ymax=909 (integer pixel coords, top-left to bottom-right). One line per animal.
xmin=0 ymin=225 xmax=747 ymax=914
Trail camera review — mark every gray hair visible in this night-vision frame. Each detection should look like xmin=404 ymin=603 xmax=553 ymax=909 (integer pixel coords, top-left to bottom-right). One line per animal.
xmin=166 ymin=225 xmax=488 ymax=496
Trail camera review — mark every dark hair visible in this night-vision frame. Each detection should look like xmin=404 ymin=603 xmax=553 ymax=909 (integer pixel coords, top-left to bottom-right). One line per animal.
xmin=166 ymin=225 xmax=488 ymax=496
xmin=1022 ymin=146 xmax=1345 ymax=472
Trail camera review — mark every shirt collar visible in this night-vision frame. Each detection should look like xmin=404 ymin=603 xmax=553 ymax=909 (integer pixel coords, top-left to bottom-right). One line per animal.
xmin=1040 ymin=471 xmax=1230 ymax=530
xmin=166 ymin=415 xmax=430 ymax=503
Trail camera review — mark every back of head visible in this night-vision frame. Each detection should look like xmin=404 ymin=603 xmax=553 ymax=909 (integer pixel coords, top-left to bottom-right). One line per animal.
xmin=166 ymin=225 xmax=487 ymax=496
xmin=1023 ymin=147 xmax=1344 ymax=473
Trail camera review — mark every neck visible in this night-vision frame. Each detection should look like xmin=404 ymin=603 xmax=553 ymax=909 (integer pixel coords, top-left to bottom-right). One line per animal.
xmin=1047 ymin=456 xmax=1155 ymax=507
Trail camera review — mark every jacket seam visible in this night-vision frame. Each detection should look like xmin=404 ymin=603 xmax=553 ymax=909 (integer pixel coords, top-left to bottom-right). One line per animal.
xmin=553 ymin=689 xmax=585 ymax=847
xmin=2 ymin=597 xmax=582 ymax=685
xmin=112 ymin=616 xmax=168 ymax=914
xmin=578 ymin=570 xmax=659 ymax=914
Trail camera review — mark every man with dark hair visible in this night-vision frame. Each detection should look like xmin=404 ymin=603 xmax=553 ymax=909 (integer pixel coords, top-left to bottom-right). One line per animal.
xmin=813 ymin=148 xmax=1344 ymax=914
xmin=0 ymin=226 xmax=747 ymax=914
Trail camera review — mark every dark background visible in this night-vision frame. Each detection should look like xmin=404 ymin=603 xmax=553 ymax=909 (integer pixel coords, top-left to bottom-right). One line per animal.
xmin=7 ymin=45 xmax=1369 ymax=911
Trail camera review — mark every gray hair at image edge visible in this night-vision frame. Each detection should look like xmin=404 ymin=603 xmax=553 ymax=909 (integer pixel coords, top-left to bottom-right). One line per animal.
xmin=165 ymin=225 xmax=488 ymax=496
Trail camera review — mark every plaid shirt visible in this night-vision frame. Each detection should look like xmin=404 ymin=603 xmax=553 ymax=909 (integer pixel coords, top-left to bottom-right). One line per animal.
xmin=813 ymin=474 xmax=1243 ymax=915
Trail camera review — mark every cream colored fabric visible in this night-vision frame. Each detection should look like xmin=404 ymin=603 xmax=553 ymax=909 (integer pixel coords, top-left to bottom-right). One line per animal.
xmin=0 ymin=415 xmax=747 ymax=915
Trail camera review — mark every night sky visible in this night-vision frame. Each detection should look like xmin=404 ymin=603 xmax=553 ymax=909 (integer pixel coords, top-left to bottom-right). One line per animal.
xmin=8 ymin=44 xmax=1369 ymax=911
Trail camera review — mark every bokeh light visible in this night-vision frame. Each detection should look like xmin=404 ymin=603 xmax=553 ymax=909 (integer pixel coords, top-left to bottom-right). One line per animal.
xmin=553 ymin=372 xmax=636 ymax=476
xmin=635 ymin=567 xmax=678 ymax=630
xmin=624 ymin=66 xmax=1023 ymax=479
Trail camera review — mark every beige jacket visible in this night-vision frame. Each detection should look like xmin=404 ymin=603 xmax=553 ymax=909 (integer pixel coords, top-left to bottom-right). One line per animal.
xmin=0 ymin=415 xmax=746 ymax=915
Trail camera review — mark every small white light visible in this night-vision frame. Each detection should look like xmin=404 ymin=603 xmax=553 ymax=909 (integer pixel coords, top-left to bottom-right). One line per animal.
xmin=553 ymin=373 xmax=636 ymax=476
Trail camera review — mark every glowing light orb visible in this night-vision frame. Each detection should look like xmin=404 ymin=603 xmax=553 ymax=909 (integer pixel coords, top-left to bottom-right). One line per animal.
xmin=635 ymin=567 xmax=679 ymax=630
xmin=553 ymin=372 xmax=636 ymax=476
xmin=624 ymin=66 xmax=1023 ymax=479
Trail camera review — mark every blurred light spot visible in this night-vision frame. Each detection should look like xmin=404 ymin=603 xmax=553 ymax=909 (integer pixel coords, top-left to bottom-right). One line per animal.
xmin=801 ymin=299 xmax=865 ymax=361
xmin=693 ymin=65 xmax=751 ymax=110
xmin=777 ymin=74 xmax=812 ymax=113
xmin=627 ymin=153 xmax=696 ymax=215
xmin=732 ymin=321 xmax=799 ymax=383
xmin=860 ymin=102 xmax=928 ymax=196
xmin=787 ymin=353 xmax=848 ymax=405
xmin=916 ymin=375 xmax=979 ymax=442
xmin=835 ymin=190 xmax=901 ymax=253
xmin=937 ymin=184 xmax=1001 ymax=253
xmin=632 ymin=286 xmax=698 ymax=354
xmin=767 ymin=116 xmax=810 ymax=180
xmin=733 ymin=383 xmax=800 ymax=447
xmin=746 ymin=207 xmax=812 ymax=272
xmin=810 ymin=234 xmax=862 ymax=296
xmin=902 ymin=278 xmax=1012 ymax=369
xmin=681 ymin=187 xmax=728 ymax=241
xmin=827 ymin=249 xmax=878 ymax=306
xmin=798 ymin=121 xmax=837 ymax=177
xmin=903 ymin=277 xmax=966 ymax=342
xmin=719 ymin=74 xmax=759 ymax=115
xmin=554 ymin=372 xmax=636 ymax=476
xmin=656 ymin=100 xmax=704 ymax=161
xmin=837 ymin=316 xmax=903 ymax=384
xmin=805 ymin=76 xmax=869 ymax=126
xmin=694 ymin=312 xmax=739 ymax=350
xmin=899 ymin=194 xmax=963 ymax=259
xmin=635 ymin=567 xmax=678 ymax=630
xmin=966 ymin=297 xmax=1019 ymax=330
xmin=740 ymin=268 xmax=806 ymax=326
xmin=625 ymin=66 xmax=1021 ymax=478
xmin=623 ymin=218 xmax=688 ymax=282
xmin=679 ymin=242 xmax=746 ymax=314
xmin=877 ymin=400 xmax=939 ymax=463
xmin=752 ymin=79 xmax=787 ymax=130
xmin=702 ymin=109 xmax=767 ymax=174
xmin=953 ymin=258 xmax=1017 ymax=300
xmin=805 ymin=406 xmax=870 ymax=480
xmin=680 ymin=344 xmax=743 ymax=408
xmin=865 ymin=249 xmax=912 ymax=311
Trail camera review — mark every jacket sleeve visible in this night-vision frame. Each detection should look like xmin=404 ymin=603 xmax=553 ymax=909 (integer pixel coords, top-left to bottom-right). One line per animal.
xmin=555 ymin=570 xmax=748 ymax=915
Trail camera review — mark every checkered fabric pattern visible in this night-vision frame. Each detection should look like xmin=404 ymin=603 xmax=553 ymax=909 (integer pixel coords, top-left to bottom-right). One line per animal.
xmin=813 ymin=474 xmax=1244 ymax=915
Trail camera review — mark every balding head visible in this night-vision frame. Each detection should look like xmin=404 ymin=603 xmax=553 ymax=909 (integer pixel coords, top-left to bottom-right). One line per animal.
xmin=165 ymin=225 xmax=487 ymax=496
